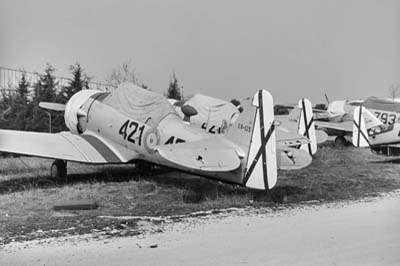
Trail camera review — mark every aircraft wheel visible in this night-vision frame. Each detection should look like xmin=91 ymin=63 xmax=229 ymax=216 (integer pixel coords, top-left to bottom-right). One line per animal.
xmin=50 ymin=160 xmax=67 ymax=180
xmin=334 ymin=136 xmax=347 ymax=147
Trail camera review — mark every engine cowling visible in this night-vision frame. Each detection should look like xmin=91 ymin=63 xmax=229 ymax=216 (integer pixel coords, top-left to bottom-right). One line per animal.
xmin=64 ymin=90 xmax=101 ymax=134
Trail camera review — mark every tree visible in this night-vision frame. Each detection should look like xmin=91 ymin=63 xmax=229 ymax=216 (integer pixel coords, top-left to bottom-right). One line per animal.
xmin=12 ymin=72 xmax=30 ymax=130
xmin=165 ymin=73 xmax=182 ymax=100
xmin=28 ymin=64 xmax=61 ymax=132
xmin=389 ymin=83 xmax=400 ymax=100
xmin=59 ymin=63 xmax=90 ymax=103
xmin=0 ymin=72 xmax=30 ymax=130
xmin=0 ymin=88 xmax=14 ymax=129
xmin=32 ymin=64 xmax=58 ymax=103
xmin=107 ymin=60 xmax=147 ymax=89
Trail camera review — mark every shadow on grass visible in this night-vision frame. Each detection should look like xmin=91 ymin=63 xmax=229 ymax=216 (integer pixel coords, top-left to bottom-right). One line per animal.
xmin=0 ymin=165 xmax=228 ymax=196
xmin=0 ymin=164 xmax=307 ymax=204
xmin=0 ymin=166 xmax=149 ymax=195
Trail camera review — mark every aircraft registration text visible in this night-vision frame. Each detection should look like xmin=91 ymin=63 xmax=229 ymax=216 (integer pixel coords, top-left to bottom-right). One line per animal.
xmin=238 ymin=123 xmax=252 ymax=133
xmin=119 ymin=120 xmax=145 ymax=146
xmin=374 ymin=111 xmax=399 ymax=125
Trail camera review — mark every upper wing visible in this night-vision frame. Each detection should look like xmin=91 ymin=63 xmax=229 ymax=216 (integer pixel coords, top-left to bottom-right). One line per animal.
xmin=155 ymin=138 xmax=241 ymax=172
xmin=0 ymin=129 xmax=135 ymax=163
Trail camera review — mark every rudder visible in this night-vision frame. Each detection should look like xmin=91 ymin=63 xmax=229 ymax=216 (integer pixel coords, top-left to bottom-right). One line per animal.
xmin=352 ymin=106 xmax=370 ymax=147
xmin=227 ymin=90 xmax=277 ymax=190
xmin=297 ymin=98 xmax=317 ymax=155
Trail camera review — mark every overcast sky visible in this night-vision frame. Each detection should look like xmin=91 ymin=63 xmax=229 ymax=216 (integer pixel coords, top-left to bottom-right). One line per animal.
xmin=0 ymin=0 xmax=399 ymax=103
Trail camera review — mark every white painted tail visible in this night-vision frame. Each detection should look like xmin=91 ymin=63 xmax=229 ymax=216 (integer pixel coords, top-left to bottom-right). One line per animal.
xmin=227 ymin=90 xmax=277 ymax=190
xmin=297 ymin=98 xmax=317 ymax=155
xmin=352 ymin=106 xmax=370 ymax=147
xmin=362 ymin=108 xmax=383 ymax=129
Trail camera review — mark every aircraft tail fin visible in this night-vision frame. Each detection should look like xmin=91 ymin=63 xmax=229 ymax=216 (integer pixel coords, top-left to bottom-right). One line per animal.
xmin=297 ymin=98 xmax=317 ymax=155
xmin=362 ymin=108 xmax=383 ymax=129
xmin=226 ymin=90 xmax=277 ymax=190
xmin=352 ymin=106 xmax=370 ymax=147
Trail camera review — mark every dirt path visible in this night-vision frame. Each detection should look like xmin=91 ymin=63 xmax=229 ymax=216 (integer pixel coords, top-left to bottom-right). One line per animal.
xmin=2 ymin=191 xmax=400 ymax=266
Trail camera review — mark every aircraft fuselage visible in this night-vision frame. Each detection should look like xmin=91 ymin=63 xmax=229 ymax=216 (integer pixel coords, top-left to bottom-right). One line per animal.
xmin=67 ymin=90 xmax=247 ymax=185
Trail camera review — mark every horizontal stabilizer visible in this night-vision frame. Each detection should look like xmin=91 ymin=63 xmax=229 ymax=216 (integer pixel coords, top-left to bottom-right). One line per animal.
xmin=155 ymin=138 xmax=241 ymax=172
xmin=277 ymin=147 xmax=313 ymax=170
xmin=315 ymin=120 xmax=353 ymax=133
xmin=315 ymin=130 xmax=328 ymax=144
xmin=39 ymin=102 xmax=66 ymax=112
xmin=276 ymin=127 xmax=310 ymax=147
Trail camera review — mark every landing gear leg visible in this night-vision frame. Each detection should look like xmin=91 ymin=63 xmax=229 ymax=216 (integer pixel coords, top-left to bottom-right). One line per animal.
xmin=50 ymin=159 xmax=67 ymax=180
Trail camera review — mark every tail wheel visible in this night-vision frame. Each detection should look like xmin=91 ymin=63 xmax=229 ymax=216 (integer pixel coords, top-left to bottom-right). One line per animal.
xmin=51 ymin=160 xmax=67 ymax=180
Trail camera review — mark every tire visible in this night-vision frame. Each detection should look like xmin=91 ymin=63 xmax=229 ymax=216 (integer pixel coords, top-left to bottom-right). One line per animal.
xmin=50 ymin=160 xmax=67 ymax=180
xmin=334 ymin=136 xmax=347 ymax=147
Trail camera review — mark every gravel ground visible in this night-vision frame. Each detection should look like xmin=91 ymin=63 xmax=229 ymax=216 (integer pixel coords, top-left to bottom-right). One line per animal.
xmin=2 ymin=190 xmax=400 ymax=266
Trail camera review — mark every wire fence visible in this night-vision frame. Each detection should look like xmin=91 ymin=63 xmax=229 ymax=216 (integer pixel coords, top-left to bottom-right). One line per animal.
xmin=0 ymin=66 xmax=114 ymax=93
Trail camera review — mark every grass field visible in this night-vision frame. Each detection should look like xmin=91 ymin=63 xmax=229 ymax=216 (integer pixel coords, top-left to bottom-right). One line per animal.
xmin=1 ymin=145 xmax=400 ymax=244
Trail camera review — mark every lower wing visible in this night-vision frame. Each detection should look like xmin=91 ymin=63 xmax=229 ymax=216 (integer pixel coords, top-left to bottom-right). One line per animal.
xmin=0 ymin=129 xmax=135 ymax=163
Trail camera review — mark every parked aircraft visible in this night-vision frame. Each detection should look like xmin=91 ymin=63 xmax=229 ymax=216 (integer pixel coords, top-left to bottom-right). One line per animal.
xmin=314 ymin=97 xmax=388 ymax=145
xmin=363 ymin=97 xmax=400 ymax=125
xmin=274 ymin=100 xmax=328 ymax=155
xmin=171 ymin=94 xmax=327 ymax=156
xmin=318 ymin=97 xmax=400 ymax=125
xmin=344 ymin=104 xmax=400 ymax=157
xmin=353 ymin=116 xmax=400 ymax=156
xmin=0 ymin=83 xmax=315 ymax=190
xmin=349 ymin=105 xmax=400 ymax=156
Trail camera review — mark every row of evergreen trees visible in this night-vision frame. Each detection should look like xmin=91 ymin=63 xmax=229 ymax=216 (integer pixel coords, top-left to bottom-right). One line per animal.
xmin=0 ymin=63 xmax=183 ymax=133
xmin=0 ymin=63 xmax=90 ymax=132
